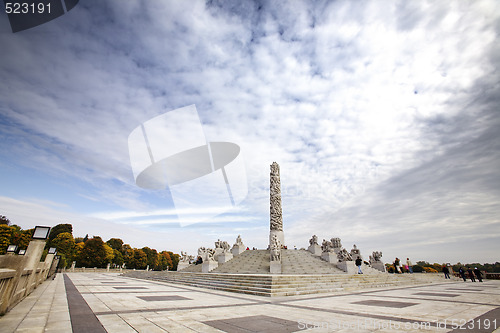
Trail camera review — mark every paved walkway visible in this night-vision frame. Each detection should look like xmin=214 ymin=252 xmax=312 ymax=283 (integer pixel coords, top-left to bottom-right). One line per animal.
xmin=0 ymin=272 xmax=499 ymax=332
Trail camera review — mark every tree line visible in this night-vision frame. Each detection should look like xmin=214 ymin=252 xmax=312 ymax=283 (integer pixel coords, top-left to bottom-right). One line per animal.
xmin=0 ymin=216 xmax=179 ymax=270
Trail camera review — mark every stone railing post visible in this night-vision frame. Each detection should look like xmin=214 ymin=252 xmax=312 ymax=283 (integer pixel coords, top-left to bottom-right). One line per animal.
xmin=23 ymin=239 xmax=46 ymax=297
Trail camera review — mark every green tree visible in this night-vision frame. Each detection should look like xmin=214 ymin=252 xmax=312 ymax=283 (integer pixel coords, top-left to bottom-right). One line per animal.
xmin=103 ymin=243 xmax=115 ymax=264
xmin=52 ymin=232 xmax=76 ymax=268
xmin=141 ymin=247 xmax=159 ymax=270
xmin=112 ymin=249 xmax=124 ymax=266
xmin=132 ymin=248 xmax=147 ymax=269
xmin=0 ymin=224 xmax=15 ymax=254
xmin=11 ymin=228 xmax=33 ymax=250
xmin=76 ymin=236 xmax=108 ymax=268
xmin=106 ymin=238 xmax=124 ymax=251
xmin=47 ymin=223 xmax=73 ymax=249
xmin=167 ymin=251 xmax=179 ymax=271
xmin=121 ymin=244 xmax=134 ymax=268
xmin=158 ymin=251 xmax=173 ymax=270
xmin=0 ymin=215 xmax=10 ymax=225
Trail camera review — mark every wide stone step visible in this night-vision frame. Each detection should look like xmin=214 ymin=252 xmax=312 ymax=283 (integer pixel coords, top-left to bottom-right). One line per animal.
xmin=122 ymin=270 xmax=444 ymax=297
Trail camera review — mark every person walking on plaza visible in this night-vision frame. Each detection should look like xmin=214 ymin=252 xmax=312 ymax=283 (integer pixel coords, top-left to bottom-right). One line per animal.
xmin=442 ymin=265 xmax=450 ymax=279
xmin=474 ymin=267 xmax=483 ymax=282
xmin=406 ymin=258 xmax=413 ymax=273
xmin=458 ymin=267 xmax=467 ymax=281
xmin=467 ymin=267 xmax=476 ymax=282
xmin=355 ymin=256 xmax=363 ymax=274
xmin=394 ymin=258 xmax=400 ymax=273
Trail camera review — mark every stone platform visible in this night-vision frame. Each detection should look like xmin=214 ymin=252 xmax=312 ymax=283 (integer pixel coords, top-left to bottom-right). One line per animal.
xmin=3 ymin=272 xmax=499 ymax=333
xmin=123 ymin=270 xmax=458 ymax=297
xmin=180 ymin=249 xmax=385 ymax=275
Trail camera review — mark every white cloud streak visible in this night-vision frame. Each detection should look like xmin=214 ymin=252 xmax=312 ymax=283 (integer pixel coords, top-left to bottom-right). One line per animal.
xmin=0 ymin=0 xmax=499 ymax=262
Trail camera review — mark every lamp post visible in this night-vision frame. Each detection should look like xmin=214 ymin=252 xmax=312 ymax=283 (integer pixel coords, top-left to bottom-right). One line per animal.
xmin=32 ymin=226 xmax=51 ymax=240
xmin=6 ymin=245 xmax=18 ymax=255
xmin=24 ymin=226 xmax=51 ymax=295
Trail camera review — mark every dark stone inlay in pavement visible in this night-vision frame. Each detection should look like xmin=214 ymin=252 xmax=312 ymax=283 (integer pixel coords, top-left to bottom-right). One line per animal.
xmin=137 ymin=295 xmax=190 ymax=301
xmin=282 ymin=303 xmax=457 ymax=330
xmin=64 ymin=274 xmax=106 ymax=333
xmin=351 ymin=300 xmax=418 ymax=308
xmin=101 ymin=282 xmax=127 ymax=284
xmin=446 ymin=288 xmax=484 ymax=292
xmin=204 ymin=315 xmax=298 ymax=333
xmin=414 ymin=292 xmax=459 ymax=297
xmin=94 ymin=302 xmax=262 ymax=316
xmin=113 ymin=286 xmax=148 ymax=290
xmin=449 ymin=306 xmax=500 ymax=333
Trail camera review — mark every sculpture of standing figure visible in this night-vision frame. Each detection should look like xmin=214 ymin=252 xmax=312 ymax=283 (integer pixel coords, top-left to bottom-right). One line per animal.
xmin=270 ymin=234 xmax=281 ymax=262
xmin=309 ymin=235 xmax=318 ymax=246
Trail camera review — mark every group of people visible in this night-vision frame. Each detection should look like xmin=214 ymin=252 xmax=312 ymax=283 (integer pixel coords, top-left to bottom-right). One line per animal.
xmin=458 ymin=267 xmax=483 ymax=282
xmin=392 ymin=257 xmax=413 ymax=273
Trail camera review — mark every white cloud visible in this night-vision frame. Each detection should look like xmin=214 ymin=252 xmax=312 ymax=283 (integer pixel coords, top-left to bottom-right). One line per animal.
xmin=0 ymin=0 xmax=499 ymax=262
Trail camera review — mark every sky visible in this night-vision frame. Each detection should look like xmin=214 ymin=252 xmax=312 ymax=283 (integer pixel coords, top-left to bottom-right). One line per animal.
xmin=0 ymin=0 xmax=499 ymax=264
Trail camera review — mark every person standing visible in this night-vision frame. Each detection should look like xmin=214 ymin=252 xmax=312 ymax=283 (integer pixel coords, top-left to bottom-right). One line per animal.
xmin=406 ymin=258 xmax=413 ymax=273
xmin=458 ymin=267 xmax=467 ymax=281
xmin=442 ymin=265 xmax=450 ymax=279
xmin=467 ymin=267 xmax=476 ymax=282
xmin=394 ymin=258 xmax=400 ymax=273
xmin=356 ymin=256 xmax=363 ymax=274
xmin=474 ymin=267 xmax=483 ymax=282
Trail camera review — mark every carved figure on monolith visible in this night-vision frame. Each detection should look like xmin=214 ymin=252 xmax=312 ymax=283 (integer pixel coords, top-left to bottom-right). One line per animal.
xmin=269 ymin=162 xmax=284 ymax=247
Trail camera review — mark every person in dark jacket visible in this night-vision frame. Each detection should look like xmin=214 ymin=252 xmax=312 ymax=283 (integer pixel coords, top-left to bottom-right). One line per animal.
xmin=458 ymin=267 xmax=467 ymax=281
xmin=394 ymin=258 xmax=400 ymax=274
xmin=467 ymin=267 xmax=476 ymax=282
xmin=442 ymin=265 xmax=450 ymax=279
xmin=474 ymin=267 xmax=483 ymax=282
xmin=355 ymin=257 xmax=363 ymax=274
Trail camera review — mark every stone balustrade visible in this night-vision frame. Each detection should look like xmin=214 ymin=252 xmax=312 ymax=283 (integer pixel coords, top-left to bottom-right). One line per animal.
xmin=0 ymin=240 xmax=57 ymax=315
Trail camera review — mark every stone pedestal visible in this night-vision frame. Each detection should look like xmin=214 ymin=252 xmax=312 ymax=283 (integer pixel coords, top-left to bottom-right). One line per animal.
xmin=202 ymin=260 xmax=218 ymax=273
xmin=308 ymin=244 xmax=322 ymax=256
xmin=24 ymin=239 xmax=46 ymax=296
xmin=321 ymin=251 xmax=337 ymax=263
xmin=269 ymin=230 xmax=284 ymax=248
xmin=337 ymin=261 xmax=357 ymax=274
xmin=371 ymin=262 xmax=386 ymax=272
xmin=106 ymin=263 xmax=110 ymax=272
xmin=270 ymin=261 xmax=281 ymax=274
xmin=177 ymin=262 xmax=190 ymax=271
xmin=214 ymin=248 xmax=223 ymax=257
xmin=231 ymin=245 xmax=246 ymax=256
xmin=217 ymin=252 xmax=233 ymax=264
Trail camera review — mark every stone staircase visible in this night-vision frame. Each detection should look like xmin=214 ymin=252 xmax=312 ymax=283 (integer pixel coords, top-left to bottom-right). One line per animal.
xmin=179 ymin=249 xmax=379 ymax=275
xmin=212 ymin=250 xmax=269 ymax=274
xmin=211 ymin=249 xmax=345 ymax=274
xmin=281 ymin=250 xmax=344 ymax=274
xmin=122 ymin=270 xmax=451 ymax=297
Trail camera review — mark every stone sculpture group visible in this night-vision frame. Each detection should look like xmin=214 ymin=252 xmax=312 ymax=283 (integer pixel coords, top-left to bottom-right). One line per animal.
xmin=177 ymin=162 xmax=386 ymax=274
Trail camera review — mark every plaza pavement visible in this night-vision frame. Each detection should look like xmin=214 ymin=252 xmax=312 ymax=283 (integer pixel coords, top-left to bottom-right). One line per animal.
xmin=0 ymin=272 xmax=499 ymax=332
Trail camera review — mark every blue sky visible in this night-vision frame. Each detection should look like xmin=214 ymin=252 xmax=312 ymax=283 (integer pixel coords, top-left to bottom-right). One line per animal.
xmin=1 ymin=0 xmax=499 ymax=264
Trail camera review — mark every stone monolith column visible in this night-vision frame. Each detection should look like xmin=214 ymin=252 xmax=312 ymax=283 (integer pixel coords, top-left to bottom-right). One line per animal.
xmin=269 ymin=162 xmax=284 ymax=247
